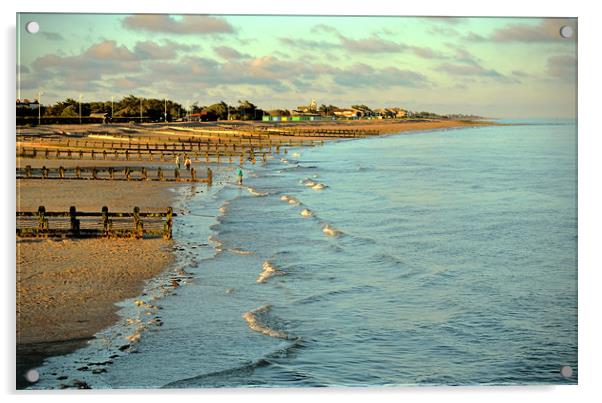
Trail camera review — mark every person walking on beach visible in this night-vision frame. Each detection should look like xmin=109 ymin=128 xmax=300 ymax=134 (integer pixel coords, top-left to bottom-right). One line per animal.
xmin=237 ymin=167 xmax=243 ymax=186
xmin=175 ymin=154 xmax=181 ymax=169
xmin=184 ymin=156 xmax=192 ymax=170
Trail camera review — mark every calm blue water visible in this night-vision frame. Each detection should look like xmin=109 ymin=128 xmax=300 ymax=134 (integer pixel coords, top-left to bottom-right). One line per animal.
xmin=32 ymin=122 xmax=577 ymax=388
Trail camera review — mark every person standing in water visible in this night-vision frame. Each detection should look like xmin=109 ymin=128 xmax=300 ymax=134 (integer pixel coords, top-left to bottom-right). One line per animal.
xmin=184 ymin=156 xmax=192 ymax=170
xmin=175 ymin=154 xmax=180 ymax=169
xmin=237 ymin=167 xmax=243 ymax=185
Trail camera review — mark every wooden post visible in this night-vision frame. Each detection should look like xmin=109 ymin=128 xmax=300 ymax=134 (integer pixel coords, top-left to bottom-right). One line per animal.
xmin=75 ymin=166 xmax=81 ymax=179
xmin=157 ymin=167 xmax=163 ymax=181
xmin=102 ymin=206 xmax=112 ymax=236
xmin=174 ymin=167 xmax=180 ymax=181
xmin=92 ymin=167 xmax=98 ymax=180
xmin=37 ymin=206 xmax=48 ymax=231
xmin=79 ymin=150 xmax=84 ymax=159
xmin=163 ymin=207 xmax=173 ymax=240
xmin=103 ymin=150 xmax=107 ymax=160
xmin=125 ymin=150 xmax=130 ymax=161
xmin=25 ymin=165 xmax=31 ymax=178
xmin=114 ymin=150 xmax=118 ymax=160
xmin=69 ymin=206 xmax=80 ymax=236
xmin=141 ymin=167 xmax=148 ymax=180
xmin=133 ymin=206 xmax=143 ymax=239
xmin=207 ymin=167 xmax=213 ymax=186
xmin=55 ymin=149 xmax=60 ymax=158
xmin=59 ymin=166 xmax=65 ymax=179
xmin=91 ymin=150 xmax=95 ymax=160
xmin=205 ymin=152 xmax=209 ymax=163
xmin=217 ymin=152 xmax=221 ymax=164
xmin=125 ymin=167 xmax=131 ymax=180
xmin=67 ymin=150 xmax=72 ymax=158
xmin=108 ymin=167 xmax=114 ymax=180
xmin=276 ymin=145 xmax=280 ymax=154
xmin=42 ymin=166 xmax=48 ymax=179
xmin=190 ymin=167 xmax=196 ymax=182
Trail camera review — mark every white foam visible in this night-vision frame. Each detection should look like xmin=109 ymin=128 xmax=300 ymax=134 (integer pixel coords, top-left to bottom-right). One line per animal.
xmin=247 ymin=187 xmax=268 ymax=197
xmin=322 ymin=224 xmax=342 ymax=237
xmin=300 ymin=208 xmax=313 ymax=217
xmin=291 ymin=152 xmax=301 ymax=157
xmin=256 ymin=260 xmax=283 ymax=283
xmin=242 ymin=304 xmax=289 ymax=339
xmin=280 ymin=195 xmax=291 ymax=202
xmin=228 ymin=248 xmax=254 ymax=255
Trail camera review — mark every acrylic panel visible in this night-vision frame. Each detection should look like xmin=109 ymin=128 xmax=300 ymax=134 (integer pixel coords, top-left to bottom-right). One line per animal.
xmin=16 ymin=13 xmax=577 ymax=389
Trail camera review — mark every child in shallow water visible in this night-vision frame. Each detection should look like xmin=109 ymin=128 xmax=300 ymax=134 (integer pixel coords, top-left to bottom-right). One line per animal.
xmin=237 ymin=168 xmax=243 ymax=185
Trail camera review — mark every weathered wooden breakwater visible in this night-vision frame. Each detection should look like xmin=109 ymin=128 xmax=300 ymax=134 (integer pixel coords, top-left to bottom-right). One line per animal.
xmin=16 ymin=206 xmax=176 ymax=239
xmin=16 ymin=165 xmax=213 ymax=184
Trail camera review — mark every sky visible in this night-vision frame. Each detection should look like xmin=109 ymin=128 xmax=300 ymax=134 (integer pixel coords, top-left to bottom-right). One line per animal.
xmin=16 ymin=14 xmax=577 ymax=118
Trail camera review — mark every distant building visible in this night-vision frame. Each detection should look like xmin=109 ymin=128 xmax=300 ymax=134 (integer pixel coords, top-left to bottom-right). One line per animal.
xmin=189 ymin=110 xmax=218 ymax=121
xmin=374 ymin=107 xmax=408 ymax=119
xmin=16 ymin=99 xmax=40 ymax=110
xmin=332 ymin=108 xmax=364 ymax=119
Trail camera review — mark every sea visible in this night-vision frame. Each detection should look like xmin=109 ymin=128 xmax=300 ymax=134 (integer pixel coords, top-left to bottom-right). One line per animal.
xmin=29 ymin=120 xmax=578 ymax=388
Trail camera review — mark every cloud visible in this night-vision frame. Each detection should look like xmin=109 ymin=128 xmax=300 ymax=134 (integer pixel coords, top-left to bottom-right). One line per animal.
xmin=338 ymin=35 xmax=407 ymax=53
xmin=546 ymin=55 xmax=576 ymax=81
xmin=278 ymin=37 xmax=338 ymax=50
xmin=133 ymin=40 xmax=195 ymax=60
xmin=465 ymin=18 xmax=577 ymax=43
xmin=85 ymin=40 xmax=137 ymax=61
xmin=334 ymin=63 xmax=430 ymax=88
xmin=28 ymin=40 xmax=143 ymax=91
xmin=410 ymin=46 xmax=446 ymax=59
xmin=41 ymin=32 xmax=64 ymax=41
xmin=122 ymin=14 xmax=234 ymax=34
xmin=213 ymin=46 xmax=251 ymax=60
xmin=436 ymin=62 xmax=518 ymax=83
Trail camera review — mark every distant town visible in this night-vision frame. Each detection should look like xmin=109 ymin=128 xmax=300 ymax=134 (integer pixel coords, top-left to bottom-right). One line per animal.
xmin=16 ymin=96 xmax=482 ymax=125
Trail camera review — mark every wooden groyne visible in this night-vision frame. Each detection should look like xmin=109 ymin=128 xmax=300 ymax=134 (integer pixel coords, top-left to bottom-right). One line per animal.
xmin=16 ymin=206 xmax=176 ymax=239
xmin=16 ymin=165 xmax=213 ymax=184
xmin=16 ymin=145 xmax=277 ymax=164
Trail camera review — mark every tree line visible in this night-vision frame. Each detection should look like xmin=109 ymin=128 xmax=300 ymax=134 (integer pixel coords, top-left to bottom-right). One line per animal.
xmin=17 ymin=95 xmax=457 ymax=122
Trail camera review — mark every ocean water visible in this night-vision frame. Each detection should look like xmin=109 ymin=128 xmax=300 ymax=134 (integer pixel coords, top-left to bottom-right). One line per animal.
xmin=31 ymin=121 xmax=577 ymax=388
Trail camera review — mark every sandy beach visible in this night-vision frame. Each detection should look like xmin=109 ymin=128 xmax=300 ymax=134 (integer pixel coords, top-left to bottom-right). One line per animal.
xmin=16 ymin=177 xmax=181 ymax=387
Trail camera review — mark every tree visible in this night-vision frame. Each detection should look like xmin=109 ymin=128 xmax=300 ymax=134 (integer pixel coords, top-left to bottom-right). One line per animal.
xmin=205 ymin=101 xmax=229 ymax=120
xmin=237 ymin=100 xmax=257 ymax=120
xmin=319 ymin=104 xmax=338 ymax=116
xmin=60 ymin=105 xmax=78 ymax=117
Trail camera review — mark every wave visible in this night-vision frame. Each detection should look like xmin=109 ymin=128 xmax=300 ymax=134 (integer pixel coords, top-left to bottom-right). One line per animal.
xmin=296 ymin=285 xmax=378 ymax=305
xmin=246 ymin=186 xmax=269 ymax=197
xmin=300 ymin=208 xmax=313 ymax=217
xmin=208 ymin=235 xmax=223 ymax=252
xmin=242 ymin=304 xmax=290 ymax=339
xmin=227 ymin=248 xmax=254 ymax=255
xmin=311 ymin=183 xmax=327 ymax=190
xmin=281 ymin=195 xmax=300 ymax=205
xmin=322 ymin=224 xmax=342 ymax=237
xmin=257 ymin=260 xmax=284 ymax=283
xmin=161 ymin=339 xmax=303 ymax=388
